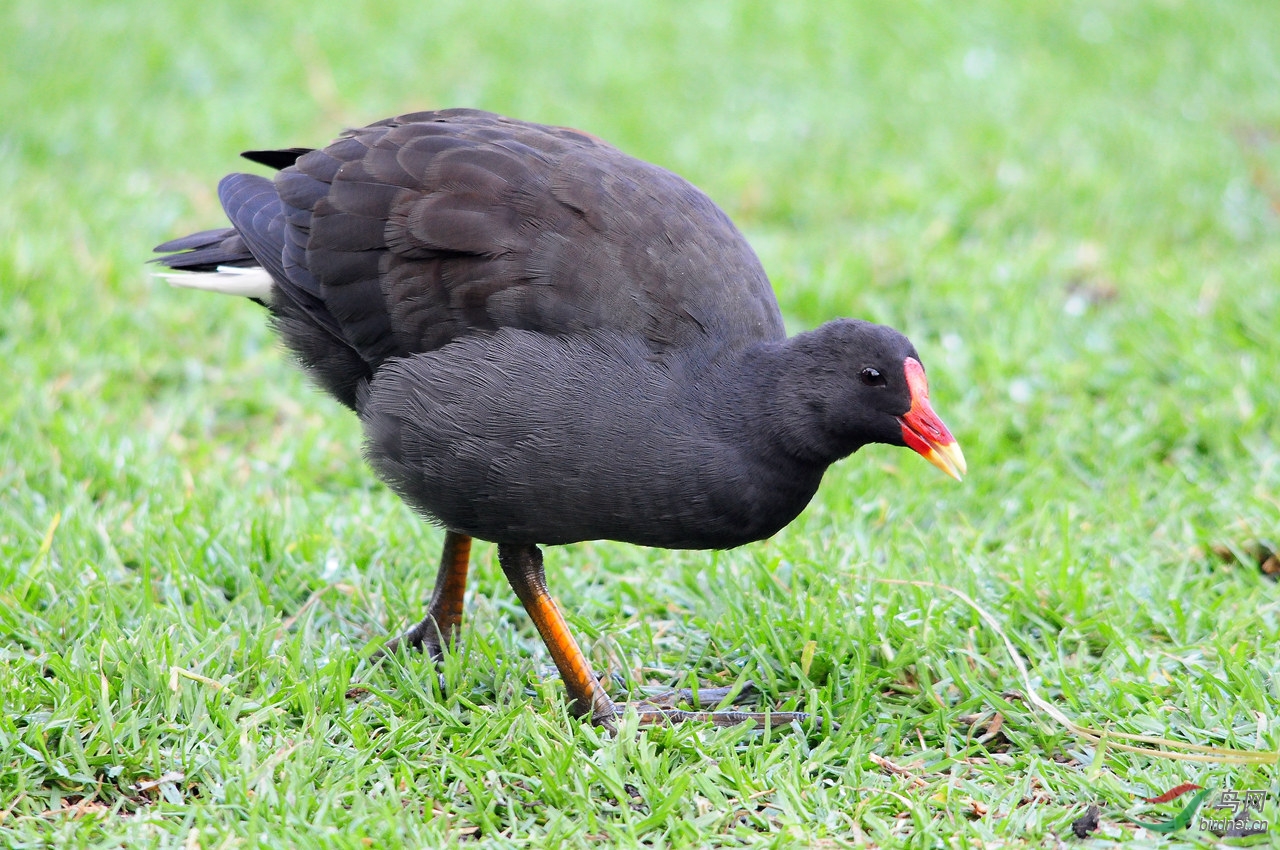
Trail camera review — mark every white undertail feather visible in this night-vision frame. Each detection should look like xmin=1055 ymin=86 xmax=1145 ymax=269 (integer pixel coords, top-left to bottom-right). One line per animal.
xmin=157 ymin=266 xmax=274 ymax=299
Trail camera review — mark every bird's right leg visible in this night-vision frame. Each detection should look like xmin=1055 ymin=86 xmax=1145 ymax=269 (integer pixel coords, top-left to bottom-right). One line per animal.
xmin=498 ymin=543 xmax=825 ymax=732
xmin=377 ymin=530 xmax=472 ymax=661
xmin=498 ymin=542 xmax=620 ymax=724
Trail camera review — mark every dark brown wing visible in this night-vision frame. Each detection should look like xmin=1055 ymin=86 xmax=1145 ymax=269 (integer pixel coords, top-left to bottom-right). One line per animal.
xmin=167 ymin=109 xmax=785 ymax=408
xmin=284 ymin=109 xmax=781 ymax=355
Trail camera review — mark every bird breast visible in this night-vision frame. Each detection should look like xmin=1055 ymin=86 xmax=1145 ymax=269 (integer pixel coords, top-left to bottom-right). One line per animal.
xmin=360 ymin=328 xmax=824 ymax=548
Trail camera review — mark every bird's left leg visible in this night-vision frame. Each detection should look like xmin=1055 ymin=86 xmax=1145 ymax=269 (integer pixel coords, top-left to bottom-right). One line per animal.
xmin=377 ymin=530 xmax=472 ymax=661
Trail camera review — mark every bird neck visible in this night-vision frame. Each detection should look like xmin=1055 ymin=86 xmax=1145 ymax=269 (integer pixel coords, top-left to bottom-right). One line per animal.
xmin=706 ymin=337 xmax=862 ymax=470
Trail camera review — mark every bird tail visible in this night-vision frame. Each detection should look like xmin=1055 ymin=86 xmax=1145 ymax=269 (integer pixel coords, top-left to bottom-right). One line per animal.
xmin=156 ymin=265 xmax=274 ymax=299
xmin=151 ymin=228 xmax=273 ymax=299
xmin=153 ymin=172 xmax=371 ymax=411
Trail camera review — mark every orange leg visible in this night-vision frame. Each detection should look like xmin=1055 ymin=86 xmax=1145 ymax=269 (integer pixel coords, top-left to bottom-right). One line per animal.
xmin=381 ymin=530 xmax=472 ymax=660
xmin=498 ymin=543 xmax=827 ymax=731
xmin=498 ymin=543 xmax=617 ymax=723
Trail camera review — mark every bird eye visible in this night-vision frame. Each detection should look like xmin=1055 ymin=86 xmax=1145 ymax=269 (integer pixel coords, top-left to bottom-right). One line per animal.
xmin=860 ymin=367 xmax=886 ymax=387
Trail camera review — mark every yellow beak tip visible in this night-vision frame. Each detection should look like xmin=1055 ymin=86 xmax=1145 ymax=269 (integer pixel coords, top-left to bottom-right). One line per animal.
xmin=927 ymin=442 xmax=967 ymax=482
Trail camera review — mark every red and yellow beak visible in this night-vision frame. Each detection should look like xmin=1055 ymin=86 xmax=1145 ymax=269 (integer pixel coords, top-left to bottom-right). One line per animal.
xmin=897 ymin=358 xmax=966 ymax=481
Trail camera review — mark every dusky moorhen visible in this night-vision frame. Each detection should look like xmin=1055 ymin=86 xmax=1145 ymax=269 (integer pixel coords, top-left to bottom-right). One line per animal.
xmin=155 ymin=108 xmax=965 ymax=728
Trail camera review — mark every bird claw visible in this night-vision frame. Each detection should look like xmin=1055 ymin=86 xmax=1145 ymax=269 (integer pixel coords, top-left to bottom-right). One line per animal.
xmin=593 ymin=704 xmax=835 ymax=733
xmin=631 ymin=680 xmax=761 ymax=709
xmin=371 ymin=622 xmax=447 ymax=663
xmin=364 ymin=625 xmax=450 ymax=698
xmin=589 ymin=677 xmax=835 ymax=732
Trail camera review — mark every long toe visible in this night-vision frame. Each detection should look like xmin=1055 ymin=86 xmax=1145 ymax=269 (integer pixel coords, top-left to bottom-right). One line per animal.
xmin=370 ymin=622 xmax=445 ymax=663
xmin=633 ymin=680 xmax=761 ymax=709
xmin=624 ymin=704 xmax=836 ymax=732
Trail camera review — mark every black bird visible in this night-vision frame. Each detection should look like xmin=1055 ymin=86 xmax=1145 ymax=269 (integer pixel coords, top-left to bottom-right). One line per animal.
xmin=155 ymin=108 xmax=965 ymax=728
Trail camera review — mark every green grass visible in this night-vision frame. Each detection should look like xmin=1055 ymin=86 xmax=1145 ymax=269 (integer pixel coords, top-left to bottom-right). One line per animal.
xmin=2 ymin=0 xmax=1279 ymax=845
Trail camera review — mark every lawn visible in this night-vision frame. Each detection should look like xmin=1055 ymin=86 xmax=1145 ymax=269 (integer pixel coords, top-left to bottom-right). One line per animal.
xmin=2 ymin=0 xmax=1278 ymax=846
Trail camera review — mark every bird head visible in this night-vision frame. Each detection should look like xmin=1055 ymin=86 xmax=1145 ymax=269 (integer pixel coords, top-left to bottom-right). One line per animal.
xmin=789 ymin=319 xmax=965 ymax=480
